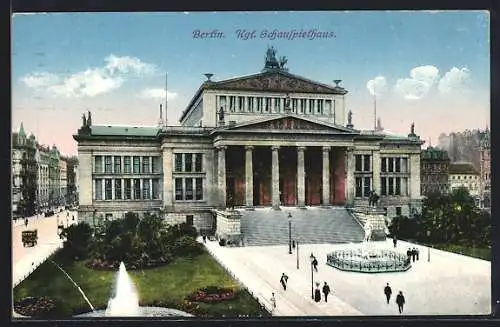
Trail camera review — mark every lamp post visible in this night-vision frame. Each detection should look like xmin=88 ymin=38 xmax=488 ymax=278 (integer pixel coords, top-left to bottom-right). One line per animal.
xmin=309 ymin=253 xmax=315 ymax=299
xmin=288 ymin=212 xmax=292 ymax=254
xmin=427 ymin=230 xmax=431 ymax=262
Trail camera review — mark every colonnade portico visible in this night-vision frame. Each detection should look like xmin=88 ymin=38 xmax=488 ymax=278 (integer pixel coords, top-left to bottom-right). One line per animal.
xmin=216 ymin=144 xmax=343 ymax=209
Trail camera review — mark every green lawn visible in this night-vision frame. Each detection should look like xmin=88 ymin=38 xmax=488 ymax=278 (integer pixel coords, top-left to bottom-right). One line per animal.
xmin=13 ymin=251 xmax=269 ymax=317
xmin=431 ymin=243 xmax=491 ymax=261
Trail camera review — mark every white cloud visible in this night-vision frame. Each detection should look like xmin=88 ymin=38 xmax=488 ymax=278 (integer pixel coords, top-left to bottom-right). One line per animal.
xmin=394 ymin=65 xmax=440 ymax=100
xmin=366 ymin=76 xmax=387 ymax=97
xmin=20 ymin=55 xmax=157 ymax=98
xmin=139 ymin=88 xmax=178 ymax=100
xmin=438 ymin=67 xmax=471 ymax=94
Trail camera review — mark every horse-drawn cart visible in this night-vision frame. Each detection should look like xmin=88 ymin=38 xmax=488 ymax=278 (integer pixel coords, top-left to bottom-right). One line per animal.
xmin=22 ymin=230 xmax=38 ymax=247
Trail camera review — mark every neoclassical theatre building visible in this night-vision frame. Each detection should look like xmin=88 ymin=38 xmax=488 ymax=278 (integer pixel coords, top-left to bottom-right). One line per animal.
xmin=74 ymin=48 xmax=423 ymax=232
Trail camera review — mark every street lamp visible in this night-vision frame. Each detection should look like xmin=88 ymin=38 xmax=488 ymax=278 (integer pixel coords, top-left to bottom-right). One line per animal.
xmin=427 ymin=230 xmax=431 ymax=262
xmin=288 ymin=213 xmax=292 ymax=254
xmin=309 ymin=253 xmax=315 ymax=299
xmin=296 ymin=240 xmax=299 ymax=270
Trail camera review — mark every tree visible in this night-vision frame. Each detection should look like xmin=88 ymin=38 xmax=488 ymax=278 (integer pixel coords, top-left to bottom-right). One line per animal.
xmin=60 ymin=222 xmax=93 ymax=260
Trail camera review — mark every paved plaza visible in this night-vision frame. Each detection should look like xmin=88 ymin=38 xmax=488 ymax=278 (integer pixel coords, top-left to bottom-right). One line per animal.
xmin=202 ymin=238 xmax=491 ymax=316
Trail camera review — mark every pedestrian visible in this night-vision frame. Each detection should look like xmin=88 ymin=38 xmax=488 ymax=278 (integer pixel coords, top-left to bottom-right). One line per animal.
xmin=202 ymin=234 xmax=207 ymax=243
xmin=393 ymin=235 xmax=397 ymax=248
xmin=322 ymin=282 xmax=331 ymax=303
xmin=396 ymin=291 xmax=405 ymax=314
xmin=384 ymin=283 xmax=392 ymax=304
xmin=416 ymin=248 xmax=420 ymax=261
xmin=406 ymin=248 xmax=411 ymax=260
xmin=312 ymin=257 xmax=318 ymax=272
xmin=280 ymin=273 xmax=288 ymax=291
xmin=292 ymin=240 xmax=296 ymax=249
xmin=270 ymin=292 xmax=276 ymax=312
xmin=24 ymin=218 xmax=28 ymax=228
xmin=314 ymin=283 xmax=321 ymax=302
xmin=411 ymin=248 xmax=416 ymax=262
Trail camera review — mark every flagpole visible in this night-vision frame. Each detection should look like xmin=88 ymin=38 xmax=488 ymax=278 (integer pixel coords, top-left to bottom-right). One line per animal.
xmin=165 ymin=72 xmax=168 ymax=127
xmin=373 ymin=85 xmax=377 ymax=131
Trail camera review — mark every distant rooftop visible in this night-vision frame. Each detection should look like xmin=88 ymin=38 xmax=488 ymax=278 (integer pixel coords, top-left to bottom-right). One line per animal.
xmin=90 ymin=125 xmax=160 ymax=137
xmin=449 ymin=162 xmax=479 ymax=175
xmin=421 ymin=147 xmax=450 ymax=160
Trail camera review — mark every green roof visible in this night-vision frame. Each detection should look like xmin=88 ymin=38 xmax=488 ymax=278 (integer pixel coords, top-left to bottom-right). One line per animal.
xmin=90 ymin=125 xmax=160 ymax=137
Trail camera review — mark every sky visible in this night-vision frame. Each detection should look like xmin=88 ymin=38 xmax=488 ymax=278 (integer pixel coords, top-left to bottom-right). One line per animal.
xmin=12 ymin=11 xmax=490 ymax=156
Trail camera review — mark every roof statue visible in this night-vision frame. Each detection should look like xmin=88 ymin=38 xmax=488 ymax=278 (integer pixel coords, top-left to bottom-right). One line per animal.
xmin=411 ymin=122 xmax=415 ymax=135
xmin=346 ymin=110 xmax=353 ymax=128
xmin=82 ymin=113 xmax=87 ymax=127
xmin=263 ymin=46 xmax=288 ymax=72
xmin=87 ymin=111 xmax=92 ymax=127
xmin=218 ymin=106 xmax=225 ymax=123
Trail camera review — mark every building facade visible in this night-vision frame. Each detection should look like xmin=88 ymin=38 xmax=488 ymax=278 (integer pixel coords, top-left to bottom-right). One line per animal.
xmin=36 ymin=145 xmax=51 ymax=209
xmin=65 ymin=156 xmax=79 ymax=205
xmin=420 ymin=147 xmax=450 ymax=195
xmin=48 ymin=146 xmax=60 ymax=207
xmin=479 ymin=130 xmax=490 ymax=210
xmin=59 ymin=159 xmax=68 ymax=205
xmin=74 ymin=48 xmax=423 ymax=228
xmin=449 ymin=162 xmax=480 ymax=203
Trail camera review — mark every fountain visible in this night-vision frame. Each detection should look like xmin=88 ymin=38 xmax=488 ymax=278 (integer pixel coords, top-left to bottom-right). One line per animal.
xmin=76 ymin=262 xmax=193 ymax=317
xmin=326 ymin=222 xmax=411 ymax=273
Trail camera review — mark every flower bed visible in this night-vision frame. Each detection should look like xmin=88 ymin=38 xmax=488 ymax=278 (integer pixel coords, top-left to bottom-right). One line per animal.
xmin=85 ymin=257 xmax=171 ymax=271
xmin=14 ymin=296 xmax=56 ymax=318
xmin=186 ymin=286 xmax=236 ymax=303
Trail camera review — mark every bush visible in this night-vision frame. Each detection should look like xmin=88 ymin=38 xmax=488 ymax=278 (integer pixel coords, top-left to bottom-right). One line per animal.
xmin=173 ymin=236 xmax=204 ymax=257
xmin=60 ymin=223 xmax=92 ymax=260
xmin=168 ymin=223 xmax=198 ymax=240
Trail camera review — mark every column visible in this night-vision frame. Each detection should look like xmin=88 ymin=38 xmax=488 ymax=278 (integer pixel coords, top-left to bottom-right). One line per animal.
xmin=245 ymin=146 xmax=254 ymax=208
xmin=140 ymin=179 xmax=143 ymax=200
xmin=217 ymin=146 xmax=227 ymax=208
xmin=101 ymin=180 xmax=105 ymax=201
xmin=271 ymin=146 xmax=280 ymax=209
xmin=345 ymin=147 xmax=355 ymax=205
xmin=162 ymin=147 xmax=173 ymax=206
xmin=322 ymin=146 xmax=330 ymax=206
xmin=297 ymin=146 xmax=306 ymax=207
xmin=149 ymin=178 xmax=153 ymax=200
xmin=372 ymin=151 xmax=381 ymax=195
xmin=121 ymin=179 xmax=124 ymax=200
xmin=111 ymin=178 xmax=115 ymax=200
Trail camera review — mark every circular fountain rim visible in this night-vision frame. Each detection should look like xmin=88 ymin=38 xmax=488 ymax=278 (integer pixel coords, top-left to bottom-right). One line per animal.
xmin=74 ymin=306 xmax=194 ymax=317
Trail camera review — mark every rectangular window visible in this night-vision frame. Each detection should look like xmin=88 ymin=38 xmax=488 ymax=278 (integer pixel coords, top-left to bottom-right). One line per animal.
xmin=143 ymin=179 xmax=150 ymax=200
xmin=95 ymin=179 xmax=103 ymax=200
xmin=292 ymin=99 xmax=298 ymax=113
xmin=104 ymin=156 xmax=112 ymax=174
xmin=395 ymin=177 xmax=401 ymax=195
xmin=247 ymin=97 xmax=254 ymax=112
xmin=274 ymin=98 xmax=281 ymax=112
xmin=381 ymin=177 xmax=387 ymax=195
xmin=309 ymin=99 xmax=315 ymax=113
xmin=142 ymin=156 xmax=150 ymax=174
xmin=363 ymin=177 xmax=371 ymax=197
xmin=185 ymin=154 xmax=193 ymax=172
xmin=388 ymin=177 xmax=394 ymax=195
xmin=185 ymin=178 xmax=194 ymax=200
xmin=175 ymin=178 xmax=183 ymax=200
xmin=124 ymin=179 xmax=131 ymax=200
xmin=396 ymin=207 xmax=402 ymax=216
xmin=317 ymin=100 xmax=323 ymax=114
xmin=114 ymin=156 xmax=121 ymax=174
xmin=265 ymin=98 xmax=272 ymax=112
xmin=114 ymin=179 xmax=122 ymax=200
xmin=105 ymin=179 xmax=112 ymax=200
xmin=363 ymin=155 xmax=371 ymax=172
xmin=124 ymin=156 xmax=131 ymax=174
xmin=195 ymin=177 xmax=203 ymax=200
xmin=152 ymin=178 xmax=160 ymax=200
xmin=133 ymin=179 xmax=141 ymax=199
xmin=152 ymin=156 xmax=161 ymax=173
xmin=381 ymin=158 xmax=387 ymax=173
xmin=388 ymin=158 xmax=394 ymax=173
xmin=300 ymin=99 xmax=306 ymax=113
xmin=175 ymin=153 xmax=183 ymax=172
xmin=355 ymin=155 xmax=362 ymax=172
xmin=133 ymin=156 xmax=140 ymax=174
xmin=95 ymin=156 xmax=103 ymax=173
xmin=229 ymin=96 xmax=236 ymax=112
xmin=257 ymin=97 xmax=263 ymax=112
xmin=219 ymin=96 xmax=226 ymax=110
xmin=355 ymin=177 xmax=362 ymax=197
xmin=186 ymin=215 xmax=194 ymax=226
xmin=195 ymin=154 xmax=203 ymax=172
xmin=238 ymin=96 xmax=245 ymax=111
xmin=395 ymin=158 xmax=401 ymax=173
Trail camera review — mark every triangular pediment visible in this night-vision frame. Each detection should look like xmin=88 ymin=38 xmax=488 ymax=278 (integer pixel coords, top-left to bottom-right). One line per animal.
xmin=207 ymin=71 xmax=347 ymax=95
xmin=223 ymin=115 xmax=358 ymax=134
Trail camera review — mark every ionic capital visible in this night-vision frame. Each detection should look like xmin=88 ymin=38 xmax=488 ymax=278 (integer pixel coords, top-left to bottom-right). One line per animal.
xmin=322 ymin=146 xmax=331 ymax=153
xmin=245 ymin=145 xmax=254 ymax=151
xmin=271 ymin=145 xmax=280 ymax=151
xmin=297 ymin=146 xmax=306 ymax=152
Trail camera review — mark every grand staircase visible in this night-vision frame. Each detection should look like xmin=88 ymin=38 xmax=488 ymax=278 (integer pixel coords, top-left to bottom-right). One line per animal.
xmin=240 ymin=206 xmax=365 ymax=246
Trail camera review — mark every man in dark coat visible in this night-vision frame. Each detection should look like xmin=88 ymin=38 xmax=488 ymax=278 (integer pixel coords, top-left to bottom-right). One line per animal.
xmin=314 ymin=283 xmax=321 ymax=302
xmin=322 ymin=282 xmax=331 ymax=302
xmin=411 ymin=248 xmax=416 ymax=262
xmin=24 ymin=218 xmax=28 ymax=228
xmin=280 ymin=273 xmax=288 ymax=291
xmin=416 ymin=248 xmax=420 ymax=261
xmin=384 ymin=283 xmax=392 ymax=304
xmin=396 ymin=291 xmax=405 ymax=314
xmin=406 ymin=248 xmax=411 ymax=260
xmin=393 ymin=236 xmax=397 ymax=248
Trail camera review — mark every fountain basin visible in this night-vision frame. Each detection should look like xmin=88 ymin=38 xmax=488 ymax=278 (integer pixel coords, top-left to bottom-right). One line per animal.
xmin=75 ymin=307 xmax=194 ymax=317
xmin=326 ymin=248 xmax=411 ymax=273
